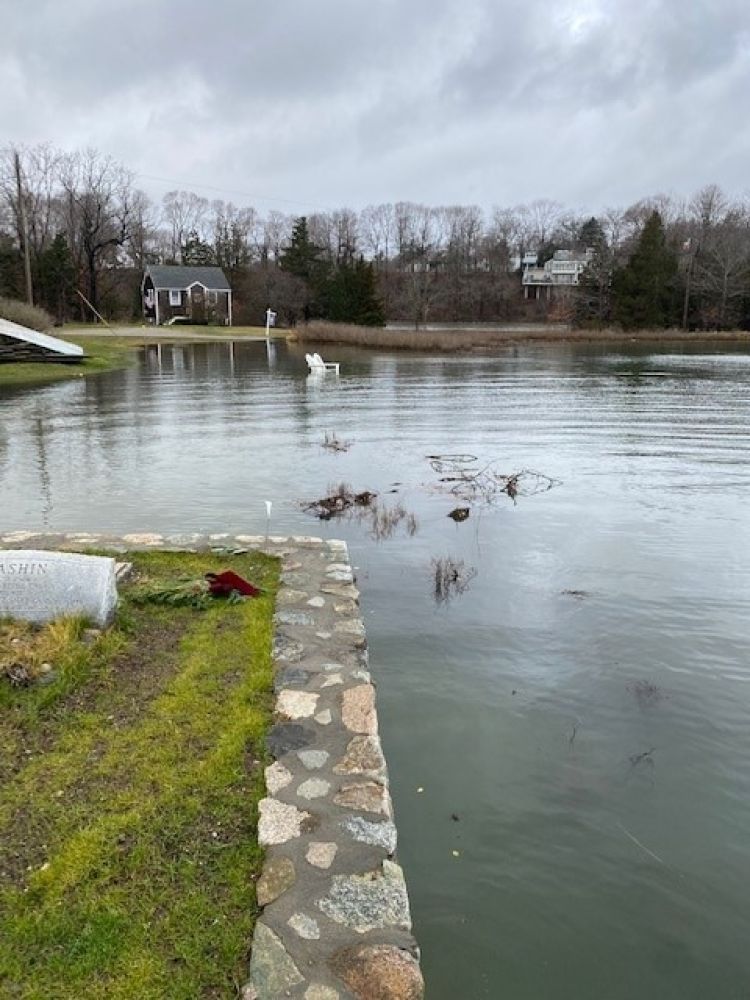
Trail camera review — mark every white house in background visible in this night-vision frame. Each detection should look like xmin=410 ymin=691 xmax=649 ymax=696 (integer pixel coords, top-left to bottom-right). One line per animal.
xmin=509 ymin=251 xmax=540 ymax=271
xmin=521 ymin=248 xmax=595 ymax=300
xmin=142 ymin=265 xmax=233 ymax=325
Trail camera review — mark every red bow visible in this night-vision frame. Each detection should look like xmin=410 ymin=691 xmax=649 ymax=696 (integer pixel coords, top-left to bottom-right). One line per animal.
xmin=205 ymin=570 xmax=261 ymax=598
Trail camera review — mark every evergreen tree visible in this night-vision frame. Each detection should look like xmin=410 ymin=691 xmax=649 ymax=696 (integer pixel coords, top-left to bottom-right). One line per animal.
xmin=279 ymin=217 xmax=324 ymax=283
xmin=613 ymin=211 xmax=679 ymax=329
xmin=181 ymin=230 xmax=215 ymax=265
xmin=578 ymin=216 xmax=605 ymax=250
xmin=326 ymin=257 xmax=385 ymax=326
xmin=0 ymin=234 xmax=22 ymax=299
xmin=214 ymin=221 xmax=249 ymax=271
xmin=536 ymin=241 xmax=556 ymax=266
xmin=574 ymin=218 xmax=612 ymax=327
xmin=279 ymin=217 xmax=330 ymax=320
xmin=36 ymin=234 xmax=75 ymax=324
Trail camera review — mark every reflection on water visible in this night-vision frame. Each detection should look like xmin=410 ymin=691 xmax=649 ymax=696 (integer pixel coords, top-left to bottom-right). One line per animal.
xmin=3 ymin=339 xmax=750 ymax=999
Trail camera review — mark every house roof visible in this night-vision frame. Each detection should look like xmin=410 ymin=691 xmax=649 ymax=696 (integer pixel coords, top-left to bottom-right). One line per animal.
xmin=145 ymin=265 xmax=231 ymax=290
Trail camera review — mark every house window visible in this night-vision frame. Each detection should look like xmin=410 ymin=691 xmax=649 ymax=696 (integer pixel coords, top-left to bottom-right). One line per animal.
xmin=169 ymin=289 xmax=181 ymax=306
xmin=207 ymin=290 xmax=218 ymax=305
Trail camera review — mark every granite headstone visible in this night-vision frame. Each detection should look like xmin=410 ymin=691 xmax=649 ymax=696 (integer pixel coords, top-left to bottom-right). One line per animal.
xmin=0 ymin=550 xmax=118 ymax=626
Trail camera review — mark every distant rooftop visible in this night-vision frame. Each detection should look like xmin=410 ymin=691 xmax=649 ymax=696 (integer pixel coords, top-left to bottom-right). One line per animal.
xmin=145 ymin=265 xmax=231 ymax=290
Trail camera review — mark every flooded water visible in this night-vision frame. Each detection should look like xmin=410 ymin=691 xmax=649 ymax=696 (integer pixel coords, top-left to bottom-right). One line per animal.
xmin=3 ymin=338 xmax=750 ymax=999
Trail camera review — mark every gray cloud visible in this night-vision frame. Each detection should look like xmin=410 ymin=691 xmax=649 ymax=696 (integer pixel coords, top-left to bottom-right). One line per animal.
xmin=1 ymin=0 xmax=749 ymax=212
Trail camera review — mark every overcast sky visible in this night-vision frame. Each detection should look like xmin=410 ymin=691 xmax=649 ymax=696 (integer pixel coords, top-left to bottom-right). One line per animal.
xmin=1 ymin=0 xmax=749 ymax=214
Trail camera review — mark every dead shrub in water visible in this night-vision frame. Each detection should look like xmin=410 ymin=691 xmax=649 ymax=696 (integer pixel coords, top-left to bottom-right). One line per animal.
xmin=428 ymin=454 xmax=559 ymax=506
xmin=369 ymin=502 xmax=419 ymax=541
xmin=321 ymin=431 xmax=352 ymax=453
xmin=303 ymin=483 xmax=377 ymax=520
xmin=302 ymin=486 xmax=418 ymax=540
xmin=432 ymin=557 xmax=477 ymax=605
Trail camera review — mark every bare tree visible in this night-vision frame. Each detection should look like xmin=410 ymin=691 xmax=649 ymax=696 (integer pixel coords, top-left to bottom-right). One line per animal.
xmin=0 ymin=144 xmax=63 ymax=261
xmin=488 ymin=207 xmax=520 ymax=267
xmin=602 ymin=207 xmax=627 ymax=255
xmin=259 ymin=210 xmax=293 ymax=265
xmin=304 ymin=208 xmax=359 ymax=266
xmin=0 ymin=143 xmax=69 ymax=303
xmin=682 ymin=185 xmax=731 ymax=328
xmin=125 ymin=189 xmax=158 ymax=270
xmin=161 ymin=190 xmax=209 ymax=262
xmin=210 ymin=200 xmax=258 ymax=270
xmin=691 ymin=184 xmax=729 ymax=230
xmin=555 ymin=211 xmax=586 ymax=249
xmin=440 ymin=205 xmax=484 ymax=319
xmin=359 ymin=203 xmax=395 ymax=265
xmin=59 ymin=149 xmax=136 ymax=314
xmin=307 ymin=212 xmax=335 ymax=261
xmin=332 ymin=208 xmax=359 ymax=265
xmin=392 ymin=202 xmax=447 ymax=328
xmin=693 ymin=205 xmax=750 ymax=328
xmin=526 ymin=198 xmax=563 ymax=247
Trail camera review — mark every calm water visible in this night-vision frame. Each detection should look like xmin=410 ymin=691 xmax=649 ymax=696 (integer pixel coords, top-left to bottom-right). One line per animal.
xmin=3 ymin=339 xmax=750 ymax=999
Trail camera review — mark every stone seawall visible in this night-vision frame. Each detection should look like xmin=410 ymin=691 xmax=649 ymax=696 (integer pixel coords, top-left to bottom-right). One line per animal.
xmin=0 ymin=333 xmax=81 ymax=364
xmin=0 ymin=531 xmax=424 ymax=1000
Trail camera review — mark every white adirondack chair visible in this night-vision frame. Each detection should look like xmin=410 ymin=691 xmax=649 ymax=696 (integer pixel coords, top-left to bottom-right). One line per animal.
xmin=305 ymin=352 xmax=340 ymax=375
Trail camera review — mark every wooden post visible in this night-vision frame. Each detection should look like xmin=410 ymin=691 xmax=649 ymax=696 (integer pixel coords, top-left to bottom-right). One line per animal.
xmin=75 ymin=288 xmax=116 ymax=332
xmin=682 ymin=242 xmax=696 ymax=330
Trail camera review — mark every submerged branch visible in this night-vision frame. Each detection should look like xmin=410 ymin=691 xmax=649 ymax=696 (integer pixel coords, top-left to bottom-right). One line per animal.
xmin=427 ymin=454 xmax=559 ymax=506
xmin=432 ymin=556 xmax=477 ymax=605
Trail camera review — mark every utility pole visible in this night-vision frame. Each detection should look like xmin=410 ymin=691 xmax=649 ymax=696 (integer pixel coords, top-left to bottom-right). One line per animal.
xmin=682 ymin=238 xmax=696 ymax=331
xmin=13 ymin=149 xmax=33 ymax=306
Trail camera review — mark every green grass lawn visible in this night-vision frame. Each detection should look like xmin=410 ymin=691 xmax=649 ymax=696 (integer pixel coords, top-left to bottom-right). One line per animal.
xmin=0 ymin=550 xmax=279 ymax=1000
xmin=0 ymin=338 xmax=136 ymax=389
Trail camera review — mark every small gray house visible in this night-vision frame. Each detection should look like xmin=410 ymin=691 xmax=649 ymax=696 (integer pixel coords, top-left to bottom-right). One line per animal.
xmin=142 ymin=265 xmax=232 ymax=326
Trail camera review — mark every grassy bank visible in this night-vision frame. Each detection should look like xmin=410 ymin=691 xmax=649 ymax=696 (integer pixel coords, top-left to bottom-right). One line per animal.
xmin=0 ymin=549 xmax=278 ymax=1000
xmin=297 ymin=320 xmax=750 ymax=351
xmin=0 ymin=337 xmax=135 ymax=389
xmin=65 ymin=323 xmax=291 ymax=340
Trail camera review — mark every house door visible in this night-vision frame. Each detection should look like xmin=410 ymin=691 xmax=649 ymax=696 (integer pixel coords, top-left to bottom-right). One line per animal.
xmin=190 ymin=286 xmax=206 ymax=324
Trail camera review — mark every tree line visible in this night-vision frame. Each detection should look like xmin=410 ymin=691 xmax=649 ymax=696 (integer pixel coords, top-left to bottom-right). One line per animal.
xmin=1 ymin=143 xmax=749 ymax=330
